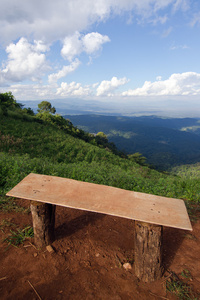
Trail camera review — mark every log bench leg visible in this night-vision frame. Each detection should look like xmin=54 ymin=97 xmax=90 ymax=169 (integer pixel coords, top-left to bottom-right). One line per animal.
xmin=134 ymin=221 xmax=163 ymax=282
xmin=30 ymin=201 xmax=56 ymax=248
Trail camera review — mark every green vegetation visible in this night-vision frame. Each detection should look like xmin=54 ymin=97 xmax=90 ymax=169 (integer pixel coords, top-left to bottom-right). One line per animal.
xmin=37 ymin=100 xmax=56 ymax=114
xmin=128 ymin=152 xmax=148 ymax=166
xmin=3 ymin=226 xmax=34 ymax=248
xmin=166 ymin=271 xmax=198 ymax=300
xmin=0 ymin=195 xmax=29 ymax=213
xmin=0 ymin=92 xmax=22 ymax=115
xmin=0 ymin=93 xmax=199 ymax=299
xmin=65 ymin=114 xmax=200 ymax=170
xmin=0 ymin=219 xmax=17 ymax=233
xmin=171 ymin=163 xmax=200 ymax=179
xmin=0 ymin=92 xmax=200 ymax=212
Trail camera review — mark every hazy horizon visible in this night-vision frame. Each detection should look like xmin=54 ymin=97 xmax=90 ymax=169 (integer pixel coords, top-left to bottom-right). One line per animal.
xmin=21 ymin=97 xmax=200 ymax=118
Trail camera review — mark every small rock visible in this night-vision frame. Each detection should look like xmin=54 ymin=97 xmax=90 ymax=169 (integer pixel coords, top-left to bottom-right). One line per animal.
xmin=95 ymin=253 xmax=100 ymax=257
xmin=46 ymin=245 xmax=54 ymax=253
xmin=123 ymin=262 xmax=132 ymax=271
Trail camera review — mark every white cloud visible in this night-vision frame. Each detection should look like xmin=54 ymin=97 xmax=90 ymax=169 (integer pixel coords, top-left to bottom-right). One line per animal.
xmin=162 ymin=26 xmax=173 ymax=37
xmin=82 ymin=32 xmax=110 ymax=54
xmin=61 ymin=32 xmax=83 ymax=62
xmin=96 ymin=76 xmax=129 ymax=96
xmin=2 ymin=72 xmax=200 ymax=112
xmin=48 ymin=59 xmax=81 ymax=84
xmin=150 ymin=14 xmax=168 ymax=25
xmin=0 ymin=83 xmax=56 ymax=100
xmin=154 ymin=0 xmax=189 ymax=12
xmin=34 ymin=40 xmax=50 ymax=52
xmin=122 ymin=72 xmax=200 ymax=96
xmin=61 ymin=32 xmax=110 ymax=61
xmin=172 ymin=0 xmax=189 ymax=12
xmin=190 ymin=12 xmax=200 ymax=27
xmin=56 ymin=81 xmax=91 ymax=97
xmin=0 ymin=38 xmax=48 ymax=84
xmin=55 ymin=76 xmax=128 ymax=97
xmin=0 ymin=0 xmax=190 ymax=44
xmin=1 ymin=81 xmax=93 ymax=99
xmin=170 ymin=44 xmax=189 ymax=50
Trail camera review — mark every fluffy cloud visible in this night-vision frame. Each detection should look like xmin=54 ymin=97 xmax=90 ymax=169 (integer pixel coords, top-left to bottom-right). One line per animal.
xmin=0 ymin=38 xmax=48 ymax=84
xmin=61 ymin=32 xmax=110 ymax=61
xmin=0 ymin=0 xmax=189 ymax=44
xmin=96 ymin=77 xmax=129 ymax=96
xmin=48 ymin=59 xmax=81 ymax=84
xmin=82 ymin=32 xmax=110 ymax=54
xmin=56 ymin=76 xmax=128 ymax=97
xmin=56 ymin=82 xmax=91 ymax=97
xmin=122 ymin=72 xmax=200 ymax=96
xmin=61 ymin=32 xmax=82 ymax=62
xmin=1 ymin=81 xmax=92 ymax=99
xmin=0 ymin=83 xmax=56 ymax=100
xmin=3 ymin=72 xmax=200 ymax=103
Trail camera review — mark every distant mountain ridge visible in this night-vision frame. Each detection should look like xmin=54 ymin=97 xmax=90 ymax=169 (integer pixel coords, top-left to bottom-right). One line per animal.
xmin=64 ymin=115 xmax=200 ymax=170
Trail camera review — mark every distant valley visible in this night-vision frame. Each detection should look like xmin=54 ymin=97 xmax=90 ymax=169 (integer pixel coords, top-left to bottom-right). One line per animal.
xmin=64 ymin=115 xmax=200 ymax=170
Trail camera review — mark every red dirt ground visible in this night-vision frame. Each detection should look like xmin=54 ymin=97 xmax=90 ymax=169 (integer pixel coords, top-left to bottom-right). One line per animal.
xmin=0 ymin=199 xmax=200 ymax=300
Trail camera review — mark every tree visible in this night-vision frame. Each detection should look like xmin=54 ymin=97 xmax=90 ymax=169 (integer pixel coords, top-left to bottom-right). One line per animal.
xmin=128 ymin=152 xmax=147 ymax=166
xmin=22 ymin=107 xmax=35 ymax=116
xmin=37 ymin=101 xmax=56 ymax=114
xmin=0 ymin=92 xmax=22 ymax=115
xmin=96 ymin=132 xmax=108 ymax=142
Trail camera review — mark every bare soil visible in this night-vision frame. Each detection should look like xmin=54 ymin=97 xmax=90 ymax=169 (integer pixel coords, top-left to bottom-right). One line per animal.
xmin=0 ymin=199 xmax=200 ymax=300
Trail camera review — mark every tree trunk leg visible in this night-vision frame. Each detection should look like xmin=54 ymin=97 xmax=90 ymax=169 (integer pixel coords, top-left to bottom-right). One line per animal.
xmin=134 ymin=221 xmax=163 ymax=282
xmin=30 ymin=201 xmax=56 ymax=248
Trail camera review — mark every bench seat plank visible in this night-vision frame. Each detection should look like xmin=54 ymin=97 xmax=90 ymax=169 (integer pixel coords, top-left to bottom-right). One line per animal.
xmin=6 ymin=173 xmax=192 ymax=231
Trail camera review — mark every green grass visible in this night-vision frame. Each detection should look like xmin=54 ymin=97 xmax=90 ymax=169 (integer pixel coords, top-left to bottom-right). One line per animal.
xmin=171 ymin=163 xmax=200 ymax=179
xmin=3 ymin=226 xmax=34 ymax=248
xmin=0 ymin=195 xmax=29 ymax=213
xmin=0 ymin=114 xmax=126 ymax=165
xmin=181 ymin=269 xmax=192 ymax=280
xmin=1 ymin=151 xmax=200 ymax=203
xmin=0 ymin=219 xmax=17 ymax=233
xmin=1 ymin=110 xmax=200 ymax=211
xmin=166 ymin=271 xmax=198 ymax=300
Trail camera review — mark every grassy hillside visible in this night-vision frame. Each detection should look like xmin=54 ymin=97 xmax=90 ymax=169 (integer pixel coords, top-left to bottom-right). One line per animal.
xmin=1 ymin=95 xmax=200 ymax=300
xmin=65 ymin=114 xmax=200 ymax=170
xmin=0 ymin=107 xmax=200 ymax=206
xmin=171 ymin=162 xmax=200 ymax=179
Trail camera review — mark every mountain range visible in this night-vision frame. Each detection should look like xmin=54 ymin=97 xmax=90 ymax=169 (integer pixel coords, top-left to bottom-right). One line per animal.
xmin=64 ymin=114 xmax=200 ymax=170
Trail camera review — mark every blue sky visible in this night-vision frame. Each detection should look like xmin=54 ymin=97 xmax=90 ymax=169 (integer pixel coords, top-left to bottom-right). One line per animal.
xmin=0 ymin=0 xmax=200 ymax=116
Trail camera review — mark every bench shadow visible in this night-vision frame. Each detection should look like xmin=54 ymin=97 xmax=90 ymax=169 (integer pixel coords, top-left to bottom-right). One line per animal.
xmin=55 ymin=211 xmax=105 ymax=240
xmin=55 ymin=210 xmax=187 ymax=269
xmin=163 ymin=226 xmax=186 ymax=269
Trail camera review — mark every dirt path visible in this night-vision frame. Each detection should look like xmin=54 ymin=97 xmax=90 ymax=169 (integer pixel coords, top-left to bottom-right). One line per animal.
xmin=0 ymin=200 xmax=200 ymax=299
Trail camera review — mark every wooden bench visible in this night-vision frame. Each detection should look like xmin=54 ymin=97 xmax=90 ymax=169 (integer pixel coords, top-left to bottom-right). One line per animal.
xmin=6 ymin=173 xmax=192 ymax=282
